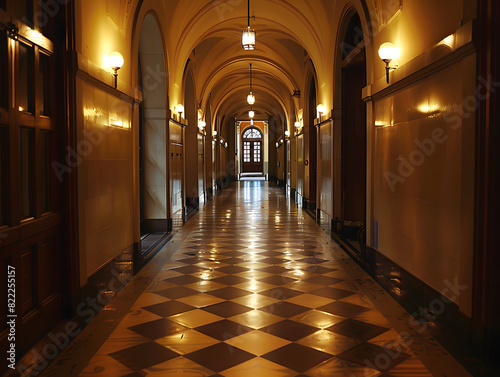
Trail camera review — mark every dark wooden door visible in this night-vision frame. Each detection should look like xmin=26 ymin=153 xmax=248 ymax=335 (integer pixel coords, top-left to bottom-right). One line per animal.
xmin=242 ymin=140 xmax=263 ymax=173
xmin=341 ymin=50 xmax=366 ymax=226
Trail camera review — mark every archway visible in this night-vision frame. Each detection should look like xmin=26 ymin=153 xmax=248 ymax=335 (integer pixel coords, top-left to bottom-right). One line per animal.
xmin=241 ymin=126 xmax=264 ymax=174
xmin=339 ymin=12 xmax=367 ymax=254
xmin=184 ymin=70 xmax=202 ymax=210
xmin=306 ymin=77 xmax=317 ymax=209
xmin=137 ymin=13 xmax=169 ymax=258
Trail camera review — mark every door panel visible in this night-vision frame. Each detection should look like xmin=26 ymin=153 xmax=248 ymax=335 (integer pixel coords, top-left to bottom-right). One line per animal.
xmin=242 ymin=140 xmax=263 ymax=173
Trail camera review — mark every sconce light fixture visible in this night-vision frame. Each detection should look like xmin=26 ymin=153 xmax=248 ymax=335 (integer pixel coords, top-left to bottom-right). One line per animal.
xmin=104 ymin=51 xmax=124 ymax=89
xmin=224 ymin=141 xmax=228 ymax=148
xmin=176 ymin=104 xmax=184 ymax=118
xmin=213 ymin=130 xmax=218 ymax=137
xmin=284 ymin=130 xmax=290 ymax=137
xmin=276 ymin=141 xmax=279 ymax=148
xmin=249 ymin=109 xmax=255 ymax=119
xmin=7 ymin=22 xmax=18 ymax=40
xmin=199 ymin=120 xmax=206 ymax=130
xmin=242 ymin=0 xmax=256 ymax=50
xmin=378 ymin=42 xmax=400 ymax=84
xmin=316 ymin=104 xmax=326 ymax=118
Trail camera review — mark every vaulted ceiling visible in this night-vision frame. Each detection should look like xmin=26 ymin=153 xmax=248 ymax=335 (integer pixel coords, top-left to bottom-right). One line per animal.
xmin=156 ymin=0 xmax=345 ymax=129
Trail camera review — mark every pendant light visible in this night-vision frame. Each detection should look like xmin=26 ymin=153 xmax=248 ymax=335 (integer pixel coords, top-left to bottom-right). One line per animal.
xmin=247 ymin=63 xmax=255 ymax=105
xmin=242 ymin=0 xmax=255 ymax=50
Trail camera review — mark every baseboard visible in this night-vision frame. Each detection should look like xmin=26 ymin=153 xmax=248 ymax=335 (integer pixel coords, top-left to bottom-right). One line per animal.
xmin=364 ymin=246 xmax=494 ymax=374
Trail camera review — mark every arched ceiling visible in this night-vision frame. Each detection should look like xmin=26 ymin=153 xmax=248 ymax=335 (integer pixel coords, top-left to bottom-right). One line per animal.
xmin=139 ymin=0 xmax=372 ymax=128
xmin=158 ymin=0 xmax=338 ymax=128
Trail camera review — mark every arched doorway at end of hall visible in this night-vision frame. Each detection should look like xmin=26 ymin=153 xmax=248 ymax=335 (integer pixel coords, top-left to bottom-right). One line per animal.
xmin=241 ymin=127 xmax=264 ymax=174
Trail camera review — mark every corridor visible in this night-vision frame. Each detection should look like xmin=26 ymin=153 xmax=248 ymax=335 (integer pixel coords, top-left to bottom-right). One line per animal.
xmin=42 ymin=182 xmax=471 ymax=377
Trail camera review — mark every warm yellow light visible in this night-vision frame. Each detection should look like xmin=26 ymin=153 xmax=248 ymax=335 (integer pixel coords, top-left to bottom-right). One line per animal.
xmin=249 ymin=110 xmax=255 ymax=118
xmin=18 ymin=106 xmax=24 ymax=112
xmin=294 ymin=121 xmax=301 ymax=129
xmin=242 ymin=27 xmax=256 ymax=50
xmin=199 ymin=120 xmax=206 ymax=128
xmin=442 ymin=35 xmax=454 ymax=48
xmin=247 ymin=92 xmax=255 ymax=105
xmin=103 ymin=51 xmax=124 ymax=69
xmin=285 ymin=130 xmax=290 ymax=137
xmin=213 ymin=130 xmax=217 ymax=136
xmin=378 ymin=42 xmax=400 ymax=62
xmin=176 ymin=104 xmax=184 ymax=115
xmin=317 ymin=104 xmax=326 ymax=118
xmin=250 ymin=119 xmax=254 ymax=125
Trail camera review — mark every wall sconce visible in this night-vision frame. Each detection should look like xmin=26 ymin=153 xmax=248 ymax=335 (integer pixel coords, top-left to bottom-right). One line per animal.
xmin=176 ymin=104 xmax=184 ymax=119
xmin=224 ymin=141 xmax=228 ymax=148
xmin=284 ymin=130 xmax=290 ymax=138
xmin=279 ymin=138 xmax=284 ymax=144
xmin=7 ymin=23 xmax=18 ymax=40
xmin=276 ymin=141 xmax=279 ymax=148
xmin=317 ymin=104 xmax=326 ymax=118
xmin=378 ymin=42 xmax=400 ymax=84
xmin=198 ymin=120 xmax=206 ymax=131
xmin=249 ymin=110 xmax=255 ymax=118
xmin=294 ymin=121 xmax=301 ymax=129
xmin=104 ymin=51 xmax=124 ymax=89
xmin=220 ymin=138 xmax=224 ymax=145
xmin=213 ymin=130 xmax=217 ymax=136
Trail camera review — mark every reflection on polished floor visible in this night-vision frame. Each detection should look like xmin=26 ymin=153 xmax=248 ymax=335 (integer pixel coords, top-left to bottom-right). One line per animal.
xmin=45 ymin=182 xmax=471 ymax=377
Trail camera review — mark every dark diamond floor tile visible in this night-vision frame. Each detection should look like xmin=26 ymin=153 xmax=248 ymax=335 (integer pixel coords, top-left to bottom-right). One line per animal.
xmin=317 ymin=301 xmax=369 ymax=318
xmin=176 ymin=257 xmax=205 ymax=264
xmin=215 ymin=265 xmax=250 ymax=274
xmin=327 ymin=319 xmax=389 ymax=341
xmin=299 ymin=257 xmax=328 ymax=264
xmin=218 ymin=257 xmax=246 ymax=264
xmin=261 ymin=343 xmax=332 ymax=373
xmin=304 ymin=275 xmax=343 ymax=286
xmin=259 ymin=301 xmax=309 ymax=318
xmin=165 ymin=275 xmax=202 ymax=285
xmin=259 ymin=287 xmax=303 ymax=300
xmin=171 ymin=265 xmax=208 ymax=274
xmin=194 ymin=319 xmax=253 ymax=341
xmin=109 ymin=341 xmax=180 ymax=370
xmin=303 ymin=265 xmax=334 ymax=274
xmin=202 ymin=301 xmax=253 ymax=317
xmin=257 ymin=266 xmax=288 ymax=274
xmin=261 ymin=319 xmax=318 ymax=341
xmin=185 ymin=342 xmax=255 ymax=372
xmin=122 ymin=372 xmax=147 ymax=377
xmin=258 ymin=275 xmax=297 ymax=286
xmin=337 ymin=342 xmax=411 ymax=372
xmin=311 ymin=287 xmax=355 ymax=300
xmin=208 ymin=287 xmax=252 ymax=300
xmin=143 ymin=300 xmax=195 ymax=317
xmin=211 ymin=275 xmax=250 ymax=286
xmin=128 ymin=318 xmax=189 ymax=340
xmin=155 ymin=286 xmax=199 ymax=299
xmin=256 ymin=250 xmax=283 ymax=257
xmin=259 ymin=257 xmax=285 ymax=264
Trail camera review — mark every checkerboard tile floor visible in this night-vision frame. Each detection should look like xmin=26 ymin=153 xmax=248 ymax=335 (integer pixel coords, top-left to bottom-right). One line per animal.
xmin=76 ymin=182 xmax=470 ymax=376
